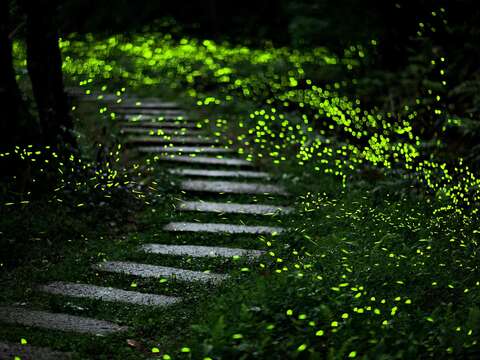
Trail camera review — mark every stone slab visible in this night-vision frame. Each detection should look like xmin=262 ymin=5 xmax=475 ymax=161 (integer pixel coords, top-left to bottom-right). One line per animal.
xmin=138 ymin=146 xmax=234 ymax=154
xmin=74 ymin=94 xmax=120 ymax=102
xmin=112 ymin=101 xmax=179 ymax=109
xmin=39 ymin=282 xmax=180 ymax=307
xmin=156 ymin=155 xmax=253 ymax=166
xmin=0 ymin=342 xmax=71 ymax=360
xmin=0 ymin=307 xmax=127 ymax=335
xmin=163 ymin=222 xmax=284 ymax=235
xmin=65 ymin=87 xmax=121 ymax=102
xmin=140 ymin=244 xmax=264 ymax=258
xmin=93 ymin=261 xmax=227 ymax=284
xmin=120 ymin=127 xmax=205 ymax=136
xmin=180 ymin=180 xmax=288 ymax=195
xmin=127 ymin=136 xmax=219 ymax=145
xmin=168 ymin=169 xmax=270 ymax=178
xmin=65 ymin=86 xmax=90 ymax=96
xmin=116 ymin=109 xmax=186 ymax=117
xmin=177 ymin=200 xmax=293 ymax=215
xmin=121 ymin=120 xmax=197 ymax=128
xmin=115 ymin=107 xmax=184 ymax=113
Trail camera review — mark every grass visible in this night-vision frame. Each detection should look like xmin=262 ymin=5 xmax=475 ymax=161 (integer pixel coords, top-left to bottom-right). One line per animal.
xmin=158 ymin=160 xmax=480 ymax=359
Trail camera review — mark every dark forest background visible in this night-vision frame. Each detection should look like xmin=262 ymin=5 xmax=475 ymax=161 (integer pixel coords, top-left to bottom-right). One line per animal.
xmin=55 ymin=0 xmax=479 ymax=67
xmin=29 ymin=0 xmax=480 ymax=128
xmin=5 ymin=0 xmax=480 ymax=138
xmin=2 ymin=0 xmax=480 ymax=190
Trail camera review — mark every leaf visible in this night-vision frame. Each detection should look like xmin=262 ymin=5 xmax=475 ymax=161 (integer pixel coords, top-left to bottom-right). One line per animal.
xmin=126 ymin=339 xmax=143 ymax=350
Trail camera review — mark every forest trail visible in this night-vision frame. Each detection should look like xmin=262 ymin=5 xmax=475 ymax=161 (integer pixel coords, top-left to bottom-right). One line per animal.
xmin=0 ymin=97 xmax=292 ymax=359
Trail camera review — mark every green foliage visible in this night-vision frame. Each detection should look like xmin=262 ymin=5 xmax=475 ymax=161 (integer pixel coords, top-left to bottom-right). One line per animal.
xmin=163 ymin=170 xmax=480 ymax=359
xmin=0 ymin=83 xmax=154 ymax=267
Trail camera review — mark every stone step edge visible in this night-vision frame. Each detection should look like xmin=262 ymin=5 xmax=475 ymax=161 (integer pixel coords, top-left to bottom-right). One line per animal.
xmin=177 ymin=200 xmax=294 ymax=215
xmin=139 ymin=243 xmax=265 ymax=258
xmin=155 ymin=155 xmax=253 ymax=166
xmin=163 ymin=222 xmax=285 ymax=235
xmin=137 ymin=146 xmax=234 ymax=154
xmin=168 ymin=168 xmax=270 ymax=178
xmin=39 ymin=282 xmax=181 ymax=307
xmin=0 ymin=306 xmax=128 ymax=335
xmin=92 ymin=261 xmax=228 ymax=284
xmin=179 ymin=179 xmax=289 ymax=196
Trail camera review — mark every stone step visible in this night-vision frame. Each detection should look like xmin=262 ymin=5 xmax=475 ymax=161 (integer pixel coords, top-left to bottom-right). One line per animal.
xmin=163 ymin=222 xmax=284 ymax=235
xmin=177 ymin=200 xmax=293 ymax=215
xmin=168 ymin=168 xmax=269 ymax=179
xmin=39 ymin=282 xmax=180 ymax=307
xmin=93 ymin=261 xmax=227 ymax=284
xmin=116 ymin=109 xmax=186 ymax=116
xmin=138 ymin=146 xmax=234 ymax=154
xmin=120 ymin=127 xmax=206 ymax=136
xmin=140 ymin=244 xmax=265 ymax=258
xmin=112 ymin=101 xmax=179 ymax=109
xmin=0 ymin=307 xmax=127 ymax=335
xmin=0 ymin=341 xmax=71 ymax=360
xmin=127 ymin=136 xmax=219 ymax=145
xmin=121 ymin=119 xmax=197 ymax=128
xmin=157 ymin=155 xmax=253 ymax=167
xmin=72 ymin=93 xmax=120 ymax=102
xmin=179 ymin=179 xmax=288 ymax=195
xmin=65 ymin=87 xmax=120 ymax=102
xmin=120 ymin=114 xmax=187 ymax=121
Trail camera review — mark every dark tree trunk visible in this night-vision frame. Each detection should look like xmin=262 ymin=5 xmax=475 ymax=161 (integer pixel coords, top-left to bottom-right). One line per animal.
xmin=22 ymin=0 xmax=77 ymax=149
xmin=0 ymin=0 xmax=38 ymax=184
xmin=0 ymin=0 xmax=31 ymax=147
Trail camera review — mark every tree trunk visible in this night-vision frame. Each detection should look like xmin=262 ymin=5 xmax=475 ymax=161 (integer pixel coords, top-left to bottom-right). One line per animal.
xmin=23 ymin=0 xmax=77 ymax=149
xmin=0 ymin=0 xmax=38 ymax=184
xmin=1 ymin=0 xmax=29 ymax=146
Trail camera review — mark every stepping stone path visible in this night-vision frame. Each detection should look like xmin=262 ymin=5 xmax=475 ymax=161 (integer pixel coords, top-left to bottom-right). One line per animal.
xmin=0 ymin=98 xmax=294 ymax=358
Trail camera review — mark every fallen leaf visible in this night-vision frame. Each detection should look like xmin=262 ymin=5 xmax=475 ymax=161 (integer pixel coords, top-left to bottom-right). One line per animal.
xmin=126 ymin=339 xmax=143 ymax=349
